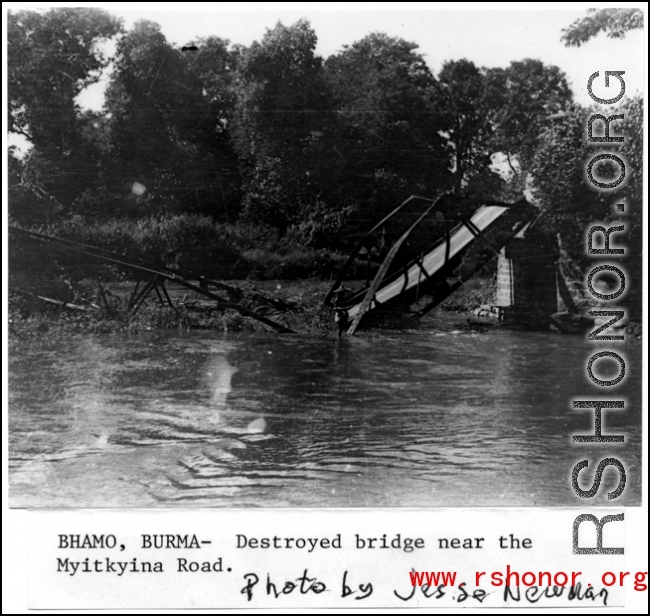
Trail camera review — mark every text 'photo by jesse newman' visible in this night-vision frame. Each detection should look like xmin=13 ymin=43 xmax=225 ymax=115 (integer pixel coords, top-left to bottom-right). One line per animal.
xmin=7 ymin=6 xmax=643 ymax=509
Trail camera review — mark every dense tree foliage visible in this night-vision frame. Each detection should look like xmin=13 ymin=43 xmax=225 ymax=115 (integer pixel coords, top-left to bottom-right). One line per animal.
xmin=231 ymin=20 xmax=332 ymax=235
xmin=8 ymin=8 xmax=123 ymax=221
xmin=487 ymin=60 xmax=573 ymax=169
xmin=105 ymin=21 xmax=240 ymax=218
xmin=558 ymin=8 xmax=643 ymax=315
xmin=529 ymin=94 xmax=642 ymax=270
xmin=561 ymin=8 xmax=643 ymax=47
xmin=7 ymin=7 xmax=644 ymax=280
xmin=326 ymin=34 xmax=449 ymax=202
xmin=433 ymin=59 xmax=492 ymax=197
xmin=8 ymin=8 xmax=122 ymax=147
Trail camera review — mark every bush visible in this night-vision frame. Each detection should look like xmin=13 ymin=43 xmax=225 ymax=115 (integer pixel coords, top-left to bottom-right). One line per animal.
xmin=44 ymin=214 xmax=243 ymax=278
xmin=242 ymin=248 xmax=349 ymax=280
xmin=12 ymin=214 xmax=360 ymax=285
xmin=219 ymin=222 xmax=283 ymax=252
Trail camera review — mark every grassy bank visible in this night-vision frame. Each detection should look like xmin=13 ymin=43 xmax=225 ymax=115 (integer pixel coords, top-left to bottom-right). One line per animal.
xmin=8 ymin=279 xmax=336 ymax=348
xmin=8 ymin=275 xmax=497 ymax=350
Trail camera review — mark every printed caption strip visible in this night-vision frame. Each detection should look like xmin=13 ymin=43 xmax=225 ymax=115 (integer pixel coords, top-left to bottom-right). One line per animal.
xmin=26 ymin=508 xmax=649 ymax=609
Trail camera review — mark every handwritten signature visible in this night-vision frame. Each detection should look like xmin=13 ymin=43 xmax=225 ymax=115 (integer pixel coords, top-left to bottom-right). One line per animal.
xmin=240 ymin=570 xmax=609 ymax=605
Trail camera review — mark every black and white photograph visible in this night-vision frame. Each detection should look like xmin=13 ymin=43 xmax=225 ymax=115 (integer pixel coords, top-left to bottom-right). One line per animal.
xmin=6 ymin=3 xmax=644 ymax=516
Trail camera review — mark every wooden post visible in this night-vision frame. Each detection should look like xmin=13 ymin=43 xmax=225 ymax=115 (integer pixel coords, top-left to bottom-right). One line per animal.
xmin=160 ymin=281 xmax=179 ymax=314
xmin=153 ymin=283 xmax=165 ymax=306
xmin=128 ymin=280 xmax=155 ymax=315
xmin=127 ymin=279 xmax=141 ymax=310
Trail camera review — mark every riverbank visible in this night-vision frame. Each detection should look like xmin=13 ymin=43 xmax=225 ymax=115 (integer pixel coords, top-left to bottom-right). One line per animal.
xmin=8 ymin=275 xmax=498 ymax=348
xmin=7 ymin=279 xmax=323 ymax=347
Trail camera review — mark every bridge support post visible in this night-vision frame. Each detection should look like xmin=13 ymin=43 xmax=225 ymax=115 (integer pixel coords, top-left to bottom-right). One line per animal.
xmin=492 ymin=228 xmax=559 ymax=323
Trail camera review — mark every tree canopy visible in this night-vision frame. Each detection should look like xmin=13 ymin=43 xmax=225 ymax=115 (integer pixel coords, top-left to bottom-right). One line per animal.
xmin=8 ymin=8 xmax=123 ymax=147
xmin=324 ymin=33 xmax=450 ymax=230
xmin=8 ymin=8 xmax=123 ymax=219
xmin=7 ymin=8 xmax=644 ymax=269
xmin=561 ymin=8 xmax=643 ymax=47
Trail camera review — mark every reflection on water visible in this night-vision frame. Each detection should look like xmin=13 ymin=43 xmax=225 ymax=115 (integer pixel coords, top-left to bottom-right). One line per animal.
xmin=8 ymin=317 xmax=642 ymax=508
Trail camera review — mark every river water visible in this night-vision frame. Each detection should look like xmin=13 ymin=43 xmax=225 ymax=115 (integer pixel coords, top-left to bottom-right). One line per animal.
xmin=9 ymin=316 xmax=642 ymax=508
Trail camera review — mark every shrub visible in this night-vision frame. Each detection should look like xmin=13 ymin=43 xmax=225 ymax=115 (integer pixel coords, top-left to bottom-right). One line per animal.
xmin=12 ymin=214 xmax=360 ymax=285
xmin=241 ymin=248 xmax=349 ymax=280
xmin=44 ymin=214 xmax=243 ymax=278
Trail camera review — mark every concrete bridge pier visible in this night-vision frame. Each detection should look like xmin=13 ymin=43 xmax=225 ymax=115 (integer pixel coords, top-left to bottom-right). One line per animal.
xmin=475 ymin=225 xmax=563 ymax=326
